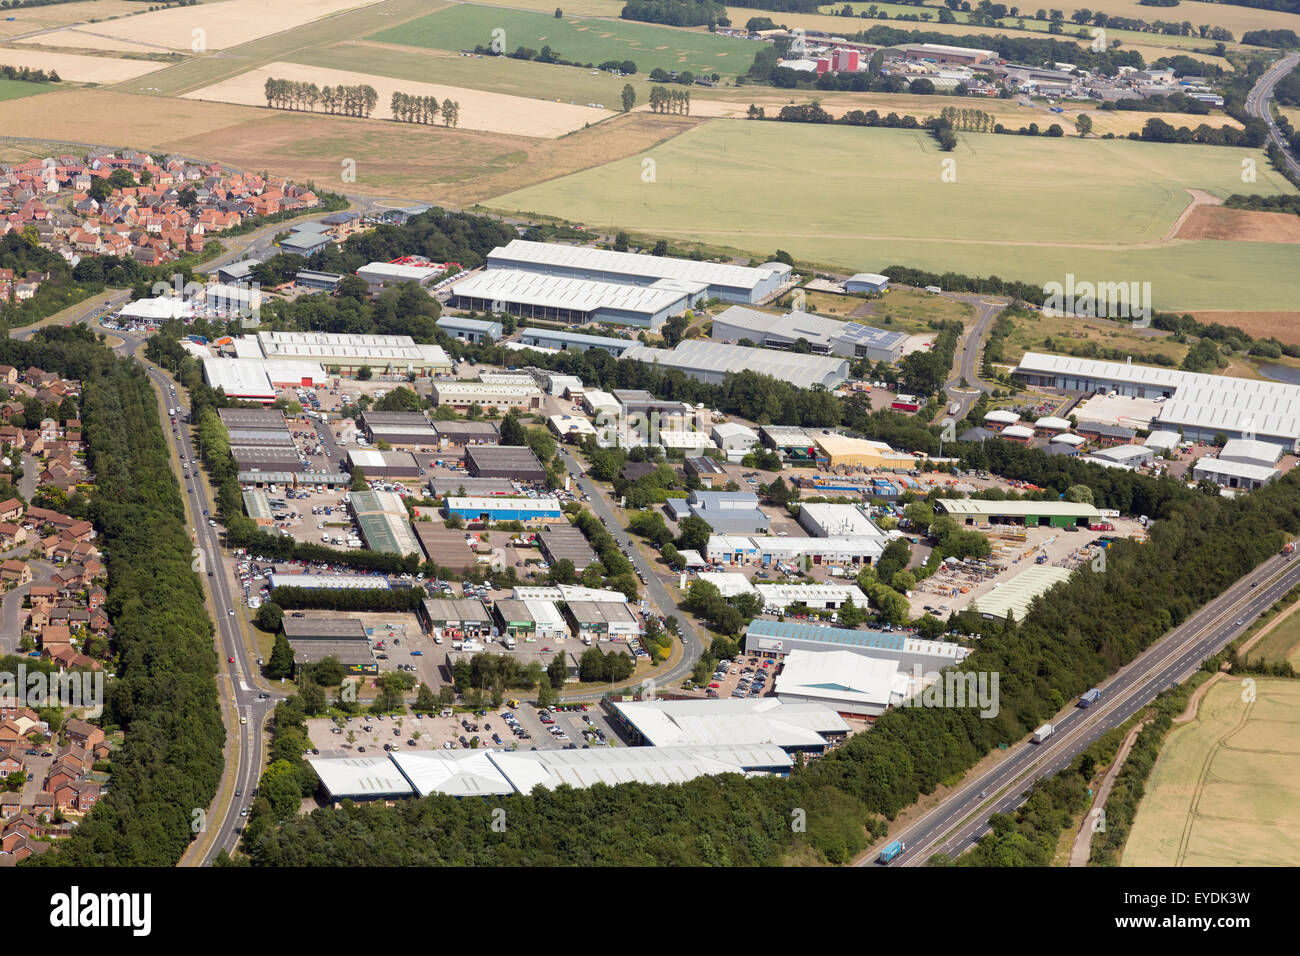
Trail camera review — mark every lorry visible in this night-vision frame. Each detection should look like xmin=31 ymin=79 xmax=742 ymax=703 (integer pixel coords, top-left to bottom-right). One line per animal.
xmin=1088 ymin=521 xmax=1114 ymax=532
xmin=1079 ymin=688 xmax=1101 ymax=708
xmin=1032 ymin=723 xmax=1054 ymax=743
xmin=1283 ymin=541 xmax=1296 ymax=556
xmin=879 ymin=840 xmax=906 ymax=864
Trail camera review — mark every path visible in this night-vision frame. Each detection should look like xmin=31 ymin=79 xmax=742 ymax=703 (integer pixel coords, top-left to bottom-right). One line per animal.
xmin=1068 ymin=718 xmax=1150 ymax=867
xmin=1161 ymin=188 xmax=1221 ymax=242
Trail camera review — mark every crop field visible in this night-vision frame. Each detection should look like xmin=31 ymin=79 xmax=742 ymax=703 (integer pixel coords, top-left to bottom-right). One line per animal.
xmin=0 ymin=46 xmax=167 ymax=83
xmin=1123 ymin=678 xmax=1300 ymax=866
xmin=489 ymin=119 xmax=1297 ymax=310
xmin=12 ymin=0 xmax=385 ymax=53
xmin=184 ymin=60 xmax=612 ymax=137
xmin=367 ymin=5 xmax=761 ymax=78
xmin=0 ymin=78 xmax=53 ymax=103
xmin=0 ymin=0 xmax=147 ymax=40
xmin=1244 ymin=597 xmax=1300 ymax=668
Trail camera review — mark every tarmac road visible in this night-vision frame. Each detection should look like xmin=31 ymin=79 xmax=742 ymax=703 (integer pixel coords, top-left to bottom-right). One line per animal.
xmin=1244 ymin=52 xmax=1300 ymax=180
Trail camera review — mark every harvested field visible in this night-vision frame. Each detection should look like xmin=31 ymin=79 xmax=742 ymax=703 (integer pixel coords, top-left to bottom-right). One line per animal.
xmin=0 ymin=86 xmax=696 ymax=203
xmin=1176 ymin=204 xmax=1300 ymax=243
xmin=1123 ymin=678 xmax=1300 ymax=867
xmin=1190 ymin=312 xmax=1300 ymax=345
xmin=0 ymin=0 xmax=147 ymax=40
xmin=183 ymin=61 xmax=612 ymax=137
xmin=0 ymin=46 xmax=166 ymax=83
xmin=14 ymin=0 xmax=384 ymax=53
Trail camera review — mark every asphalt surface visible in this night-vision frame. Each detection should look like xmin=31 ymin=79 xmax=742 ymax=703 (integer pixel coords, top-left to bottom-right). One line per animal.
xmin=857 ymin=551 xmax=1300 ymax=867
xmin=554 ymin=448 xmax=704 ymax=701
xmin=1245 ymin=52 xmax=1300 ymax=180
xmin=944 ymin=293 xmax=1007 ymax=421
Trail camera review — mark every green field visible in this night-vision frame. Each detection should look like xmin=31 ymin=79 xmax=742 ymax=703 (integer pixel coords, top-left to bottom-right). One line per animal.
xmin=1123 ymin=678 xmax=1300 ymax=866
xmin=367 ymin=5 xmax=761 ymax=77
xmin=489 ymin=119 xmax=1299 ymax=311
xmin=0 ymin=79 xmax=54 ymax=103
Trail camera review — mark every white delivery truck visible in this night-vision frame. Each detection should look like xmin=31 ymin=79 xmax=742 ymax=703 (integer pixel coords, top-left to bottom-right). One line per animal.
xmin=1032 ymin=723 xmax=1054 ymax=744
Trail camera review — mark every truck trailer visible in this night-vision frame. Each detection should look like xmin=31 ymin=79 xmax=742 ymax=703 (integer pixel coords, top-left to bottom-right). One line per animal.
xmin=1079 ymin=688 xmax=1101 ymax=708
xmin=1033 ymin=723 xmax=1054 ymax=743
xmin=879 ymin=840 xmax=906 ymax=864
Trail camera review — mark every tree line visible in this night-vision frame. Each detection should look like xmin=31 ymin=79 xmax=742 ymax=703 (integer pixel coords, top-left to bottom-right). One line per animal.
xmin=0 ymin=64 xmax=61 ymax=83
xmin=267 ymin=585 xmax=425 ymax=613
xmin=263 ymin=78 xmax=379 ymax=117
xmin=648 ymin=85 xmax=691 ymax=113
xmin=621 ymin=0 xmax=725 ymax=27
xmin=389 ymin=92 xmax=460 ymax=128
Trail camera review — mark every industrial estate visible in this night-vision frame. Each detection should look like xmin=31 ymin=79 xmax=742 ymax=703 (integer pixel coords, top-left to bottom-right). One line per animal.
xmin=0 ymin=0 xmax=1295 ymax=913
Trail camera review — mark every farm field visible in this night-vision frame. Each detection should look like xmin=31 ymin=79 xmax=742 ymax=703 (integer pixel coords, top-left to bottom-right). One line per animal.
xmin=0 ymin=46 xmax=167 ymax=83
xmin=1122 ymin=678 xmax=1300 ymax=866
xmin=0 ymin=85 xmax=697 ymax=201
xmin=489 ymin=118 xmax=1298 ymax=310
xmin=1190 ymin=311 xmax=1300 ymax=346
xmin=682 ymin=89 xmax=1241 ymax=138
xmin=0 ymin=78 xmax=53 ymax=103
xmin=367 ymin=5 xmax=761 ymax=78
xmin=184 ymin=60 xmax=613 ymax=137
xmin=1243 ymin=597 xmax=1300 ymax=668
xmin=0 ymin=0 xmax=147 ymax=40
xmin=12 ymin=0 xmax=386 ymax=53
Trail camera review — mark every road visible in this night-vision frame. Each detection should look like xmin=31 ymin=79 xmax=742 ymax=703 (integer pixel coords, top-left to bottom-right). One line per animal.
xmin=1245 ymin=52 xmax=1300 ymax=180
xmin=944 ymin=293 xmax=1007 ymax=420
xmin=15 ymin=313 xmax=279 ymax=864
xmin=554 ymin=448 xmax=705 ymax=701
xmin=857 ymin=551 xmax=1300 ymax=867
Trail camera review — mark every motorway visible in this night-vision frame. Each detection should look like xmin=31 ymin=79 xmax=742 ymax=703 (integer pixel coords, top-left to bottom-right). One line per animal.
xmin=857 ymin=551 xmax=1300 ymax=867
xmin=554 ymin=448 xmax=705 ymax=701
xmin=1245 ymin=52 xmax=1300 ymax=180
xmin=15 ymin=307 xmax=277 ymax=864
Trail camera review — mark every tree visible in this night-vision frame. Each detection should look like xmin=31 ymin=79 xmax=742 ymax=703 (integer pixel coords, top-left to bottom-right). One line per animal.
xmin=500 ymin=411 xmax=527 ymax=446
xmin=621 ymin=83 xmax=637 ymax=112
xmin=415 ymin=683 xmax=438 ymax=712
xmin=676 ymin=514 xmax=711 ymax=553
xmin=1075 ymin=113 xmax=1093 ymax=137
xmin=254 ymin=601 xmax=283 ymax=633
xmin=547 ymin=654 xmax=567 ymax=689
xmin=298 ymin=677 xmax=327 ymax=716
xmin=350 ymin=465 xmax=368 ymax=492
xmin=267 ymin=632 xmax=295 ymax=679
xmin=356 ymin=365 xmax=374 ymax=381
xmin=1064 ymin=484 xmax=1094 ymax=505
xmin=614 ymin=232 xmax=630 ymax=252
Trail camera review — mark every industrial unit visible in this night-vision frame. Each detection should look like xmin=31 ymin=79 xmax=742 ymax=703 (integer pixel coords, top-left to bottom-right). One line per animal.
xmin=345 ymin=448 xmax=422 ymax=479
xmin=484 ymin=238 xmax=792 ymax=304
xmin=444 ymin=496 xmax=563 ymax=523
xmin=935 ymin=498 xmax=1102 ymax=527
xmin=449 ymin=269 xmax=690 ymax=331
xmin=683 ymin=455 xmax=728 ymax=488
xmin=251 ymin=331 xmax=452 ymax=376
xmin=710 ymin=422 xmax=760 ymax=457
xmin=796 ymin=502 xmax=883 ymax=538
xmin=432 ymin=420 xmax=500 ymax=448
xmin=665 ymin=491 xmax=770 ymax=534
xmin=707 ymin=534 xmax=885 ymax=566
xmin=754 ymin=583 xmax=868 ymax=612
xmin=606 ymin=699 xmax=850 ymax=754
xmin=967 ymin=565 xmax=1075 ymax=621
xmin=761 ymin=425 xmax=819 ymax=461
xmin=281 ymin=616 xmax=375 ymax=672
xmin=356 ymin=261 xmax=442 ymax=291
xmin=774 ymin=649 xmax=911 ymax=718
xmin=1192 ymin=456 xmax=1280 ymax=491
xmin=411 ymin=523 xmax=477 ymax=571
xmin=431 ymin=381 xmax=544 ymax=413
xmin=418 ymin=598 xmax=494 ymax=638
xmin=492 ymin=598 xmax=567 ymax=642
xmin=536 ymin=523 xmax=597 ymax=570
xmin=202 ymin=357 xmax=328 ymax=402
xmin=267 ymin=573 xmax=389 ymax=591
xmin=844 ymin=273 xmax=889 ymax=294
xmin=564 ymin=601 xmax=641 ymax=643
xmin=358 ymin=410 xmax=439 ymax=448
xmin=465 ymin=445 xmax=547 ymax=482
xmin=620 ymin=340 xmax=849 ymax=390
xmin=709 ymin=306 xmax=907 ymax=363
xmin=517 ymin=327 xmax=640 ymax=356
xmin=348 ymin=489 xmax=422 ymax=556
xmin=435 ymin=315 xmax=503 ymax=343
xmin=743 ymin=618 xmax=972 ymax=672
xmin=427 ymin=477 xmax=518 ymax=498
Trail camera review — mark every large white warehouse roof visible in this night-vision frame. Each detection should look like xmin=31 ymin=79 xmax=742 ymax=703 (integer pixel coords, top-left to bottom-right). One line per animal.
xmin=622 ymin=340 xmax=848 ymax=390
xmin=451 ymin=269 xmax=687 ymax=316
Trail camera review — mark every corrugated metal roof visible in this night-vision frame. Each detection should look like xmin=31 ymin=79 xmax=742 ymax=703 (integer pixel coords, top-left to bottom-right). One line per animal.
xmin=452 ymin=269 xmax=686 ymax=316
xmin=488 ymin=238 xmax=790 ymax=289
xmin=622 ymin=340 xmax=848 ymax=390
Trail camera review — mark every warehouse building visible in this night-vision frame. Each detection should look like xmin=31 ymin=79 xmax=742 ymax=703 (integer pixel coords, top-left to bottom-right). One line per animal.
xmin=226 ymin=428 xmax=296 ymax=449
xmin=695 ymin=571 xmax=757 ymax=598
xmin=232 ymin=445 xmax=304 ymax=472
xmin=267 ymin=573 xmax=389 ymax=591
xmin=665 ymin=490 xmax=770 ymax=534
xmin=900 ymin=42 xmax=995 ymax=64
xmin=536 ymin=523 xmax=597 ymax=570
xmin=219 ymin=407 xmax=288 ymax=430
xmin=1015 ymin=351 xmax=1300 ymax=452
xmin=813 ymin=432 xmax=915 ymax=470
xmin=485 ymin=238 xmax=792 ymax=304
xmin=346 ymin=448 xmax=422 ymax=479
xmin=295 ymin=270 xmax=343 ymax=293
xmin=684 ymin=455 xmax=728 ymax=488
xmin=710 ymin=307 xmax=906 ymax=363
xmin=710 ymin=422 xmax=760 ymax=457
xmin=967 ymin=565 xmax=1074 ymax=621
xmin=281 ymin=616 xmax=375 ymax=673
xmin=775 ymin=649 xmax=910 ymax=718
xmin=358 ymin=410 xmax=439 ymax=449
xmin=564 ymin=601 xmax=641 ymax=643
xmin=1144 ymin=430 xmax=1181 ymax=453
xmin=657 ymin=431 xmax=716 ymax=454
xmin=1219 ymin=439 xmax=1284 ymax=468
xmin=243 ymin=489 xmax=273 ymax=526
xmin=606 ymin=698 xmax=850 ymax=754
xmin=744 ymin=619 xmax=971 ymax=673
xmin=357 ymin=261 xmax=442 ymax=291
xmin=311 ymin=756 xmax=417 ymax=803
xmin=844 ymin=273 xmax=889 ymax=294
xmin=436 ymin=315 xmax=502 ymax=343
xmin=428 ymin=476 xmax=518 ymax=498
xmin=253 ymin=331 xmax=452 ymax=376
xmin=1192 ymin=456 xmax=1280 ymax=491
xmin=984 ymin=409 xmax=1020 ymax=430
xmin=761 ymin=425 xmax=819 ymax=462
xmin=201 ymin=359 xmax=275 ymax=403
xmin=1089 ymin=444 xmax=1154 ymax=468
xmin=412 ymin=523 xmax=476 ymax=571
xmin=797 ymin=502 xmax=883 ymax=538
xmin=349 ymin=490 xmax=421 ymax=556
xmin=450 ymin=269 xmax=690 ymax=331
xmin=465 ymin=445 xmax=547 ymax=482
xmin=517 ymin=327 xmax=639 ymax=356
xmin=936 ymin=498 xmax=1101 ymax=527
xmin=620 ymin=340 xmax=849 ymax=390
xmin=581 ymin=390 xmax=620 ymax=419
xmin=707 ymin=534 xmax=885 ymax=566
xmin=1077 ymin=421 xmax=1137 ymax=446
xmin=432 ymin=420 xmax=500 ymax=449
xmin=1034 ymin=416 xmax=1073 ymax=436
xmin=444 ymin=496 xmax=563 ymax=523
xmin=419 ymin=598 xmax=494 ymax=638
xmin=431 ymin=381 xmax=544 ymax=413
xmin=548 ymin=414 xmax=597 ymax=443
xmin=755 ymin=582 xmax=868 ymax=612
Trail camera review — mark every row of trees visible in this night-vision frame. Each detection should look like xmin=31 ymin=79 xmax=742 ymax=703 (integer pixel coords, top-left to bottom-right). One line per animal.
xmin=647 ymin=85 xmax=691 ymax=114
xmin=389 ymin=91 xmax=461 ymax=128
xmin=621 ymin=0 xmax=724 ymax=27
xmin=0 ymin=64 xmax=60 ymax=83
xmin=263 ymin=78 xmax=379 ymax=117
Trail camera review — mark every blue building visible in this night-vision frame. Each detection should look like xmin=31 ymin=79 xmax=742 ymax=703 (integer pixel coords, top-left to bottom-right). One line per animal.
xmin=444 ymin=496 xmax=563 ymax=523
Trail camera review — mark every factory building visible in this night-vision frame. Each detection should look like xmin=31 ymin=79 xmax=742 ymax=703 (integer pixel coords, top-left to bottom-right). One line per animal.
xmin=449 ymin=269 xmax=690 ymax=331
xmin=754 ymin=583 xmax=868 ymax=612
xmin=1192 ymin=457 xmax=1280 ymax=491
xmin=774 ymin=650 xmax=911 ymax=718
xmin=251 ymin=331 xmax=452 ymax=376
xmin=432 ymin=420 xmax=500 ymax=448
xmin=484 ymin=238 xmax=792 ymax=304
xmin=744 ymin=618 xmax=971 ymax=670
xmin=411 ymin=523 xmax=477 ymax=571
xmin=517 ymin=327 xmax=639 ymax=356
xmin=356 ymin=261 xmax=443 ymax=291
xmin=620 ymin=340 xmax=849 ymax=390
xmin=761 ymin=425 xmax=819 ymax=462
xmin=427 ymin=477 xmax=518 ymax=498
xmin=202 ymin=358 xmax=329 ymax=402
xmin=710 ymin=422 xmax=760 ymax=458
xmin=665 ymin=491 xmax=770 ymax=534
xmin=536 ymin=523 xmax=597 ymax=571
xmin=844 ymin=273 xmax=889 ymax=294
xmin=796 ymin=502 xmax=882 ymax=538
xmin=606 ymin=699 xmax=850 ymax=755
xmin=564 ymin=601 xmax=641 ymax=643
xmin=444 ymin=496 xmax=563 ymax=523
xmin=707 ymin=534 xmax=885 ymax=566
xmin=709 ymin=306 xmax=906 ymax=363
xmin=358 ymin=411 xmax=439 ymax=449
xmin=345 ymin=448 xmax=422 ymax=479
xmin=418 ymin=598 xmax=494 ymax=639
xmin=936 ymin=498 xmax=1101 ymax=527
xmin=349 ymin=490 xmax=421 ymax=556
xmin=967 ymin=565 xmax=1074 ymax=621
xmin=465 ymin=445 xmax=547 ymax=482
xmin=492 ymin=599 xmax=567 ymax=643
